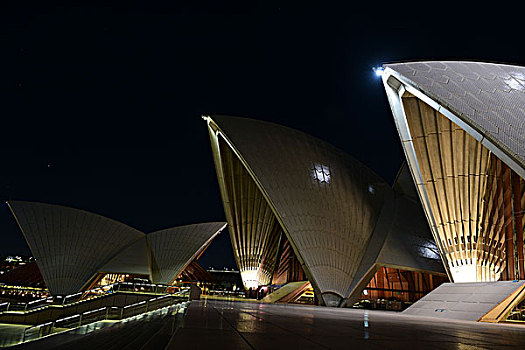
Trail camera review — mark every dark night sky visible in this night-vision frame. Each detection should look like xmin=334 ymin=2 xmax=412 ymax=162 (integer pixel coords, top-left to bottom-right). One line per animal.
xmin=1 ymin=1 xmax=524 ymax=269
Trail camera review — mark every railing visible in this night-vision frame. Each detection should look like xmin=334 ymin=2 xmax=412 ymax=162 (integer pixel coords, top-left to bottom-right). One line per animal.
xmin=19 ymin=292 xmax=189 ymax=344
xmin=0 ymin=282 xmax=188 ymax=315
xmin=0 ymin=298 xmax=54 ymax=313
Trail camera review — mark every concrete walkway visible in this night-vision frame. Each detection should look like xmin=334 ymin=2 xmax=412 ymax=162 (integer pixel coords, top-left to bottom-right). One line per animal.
xmin=166 ymin=299 xmax=525 ymax=349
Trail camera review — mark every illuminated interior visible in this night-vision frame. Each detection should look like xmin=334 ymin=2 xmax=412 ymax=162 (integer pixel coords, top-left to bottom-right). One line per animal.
xmin=87 ymin=273 xmax=139 ymax=290
xmin=272 ymin=234 xmax=306 ymax=285
xmin=359 ymin=266 xmax=447 ymax=306
xmin=238 ymin=270 xmax=260 ymax=289
xmin=402 ymin=93 xmax=525 ymax=282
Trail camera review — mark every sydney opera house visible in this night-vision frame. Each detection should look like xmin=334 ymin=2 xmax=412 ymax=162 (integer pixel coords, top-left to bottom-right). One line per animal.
xmin=6 ymin=201 xmax=226 ymax=296
xmin=0 ymin=61 xmax=522 ymax=348
xmin=4 ymin=60 xmax=525 ymax=323
xmin=381 ymin=61 xmax=525 ymax=284
xmin=204 ymin=115 xmax=447 ymax=307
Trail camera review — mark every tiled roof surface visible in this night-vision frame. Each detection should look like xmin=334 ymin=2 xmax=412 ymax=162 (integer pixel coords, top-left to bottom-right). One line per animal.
xmin=385 ymin=61 xmax=525 ymax=170
xmin=8 ymin=201 xmax=144 ymax=295
xmin=148 ymin=222 xmax=226 ymax=284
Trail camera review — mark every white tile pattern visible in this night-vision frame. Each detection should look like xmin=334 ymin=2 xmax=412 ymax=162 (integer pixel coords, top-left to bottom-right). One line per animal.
xmin=386 ymin=61 xmax=525 ymax=172
xmin=8 ymin=201 xmax=144 ymax=295
xmin=148 ymin=222 xmax=226 ymax=284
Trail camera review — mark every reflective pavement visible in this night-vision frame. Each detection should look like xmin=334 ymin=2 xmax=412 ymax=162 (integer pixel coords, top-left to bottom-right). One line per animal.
xmin=166 ymin=299 xmax=525 ymax=349
xmin=0 ymin=323 xmax=30 ymax=347
xmin=13 ymin=306 xmax=186 ymax=349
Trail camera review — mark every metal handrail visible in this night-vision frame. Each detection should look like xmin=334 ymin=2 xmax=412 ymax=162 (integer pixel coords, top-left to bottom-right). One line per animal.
xmin=0 ymin=283 xmax=189 ymax=315
xmin=20 ymin=292 xmax=189 ymax=344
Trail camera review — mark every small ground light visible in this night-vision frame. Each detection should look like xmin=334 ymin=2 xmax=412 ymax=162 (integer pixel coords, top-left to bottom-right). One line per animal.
xmin=373 ymin=66 xmax=384 ymax=77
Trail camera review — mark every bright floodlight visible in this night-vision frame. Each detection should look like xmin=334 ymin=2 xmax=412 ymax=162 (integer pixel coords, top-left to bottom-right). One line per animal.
xmin=373 ymin=66 xmax=384 ymax=77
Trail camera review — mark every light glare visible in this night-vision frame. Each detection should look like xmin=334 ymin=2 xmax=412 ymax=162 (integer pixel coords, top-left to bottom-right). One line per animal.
xmin=312 ymin=163 xmax=331 ymax=184
xmin=240 ymin=269 xmax=260 ymax=289
xmin=373 ymin=66 xmax=384 ymax=77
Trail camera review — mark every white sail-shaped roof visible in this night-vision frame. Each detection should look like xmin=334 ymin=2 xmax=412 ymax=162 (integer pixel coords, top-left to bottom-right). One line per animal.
xmin=206 ymin=116 xmax=391 ymax=306
xmin=99 ymin=237 xmax=150 ymax=276
xmin=8 ymin=201 xmax=144 ymax=295
xmin=148 ymin=222 xmax=227 ymax=284
xmin=384 ymin=61 xmax=525 ymax=178
xmin=206 ymin=116 xmax=447 ymax=306
xmin=9 ymin=201 xmax=227 ymax=294
xmin=381 ymin=61 xmax=525 ymax=283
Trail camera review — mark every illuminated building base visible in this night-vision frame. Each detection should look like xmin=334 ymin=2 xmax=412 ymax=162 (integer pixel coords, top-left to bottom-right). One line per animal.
xmin=358 ymin=266 xmax=447 ymax=307
xmin=449 ymin=260 xmax=501 ymax=283
xmin=240 ymin=269 xmax=262 ymax=289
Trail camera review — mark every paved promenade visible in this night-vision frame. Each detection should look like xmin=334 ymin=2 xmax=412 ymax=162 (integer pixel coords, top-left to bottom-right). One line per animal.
xmin=166 ymin=299 xmax=525 ymax=349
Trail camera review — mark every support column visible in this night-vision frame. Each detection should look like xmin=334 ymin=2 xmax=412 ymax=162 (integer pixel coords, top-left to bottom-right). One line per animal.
xmin=512 ymin=175 xmax=524 ymax=280
xmin=503 ymin=166 xmax=516 ymax=280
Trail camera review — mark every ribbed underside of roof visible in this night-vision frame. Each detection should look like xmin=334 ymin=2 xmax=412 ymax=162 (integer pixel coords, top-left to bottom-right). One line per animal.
xmin=8 ymin=201 xmax=145 ymax=295
xmin=385 ymin=61 xmax=525 ymax=173
xmin=148 ymin=222 xmax=226 ymax=284
xmin=401 ymin=95 xmax=523 ymax=282
xmin=217 ymin=138 xmax=282 ymax=288
xmin=208 ymin=116 xmax=389 ymax=304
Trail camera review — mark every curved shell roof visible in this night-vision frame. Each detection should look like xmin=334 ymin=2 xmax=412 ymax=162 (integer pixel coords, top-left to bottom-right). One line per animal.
xmin=8 ymin=201 xmax=226 ymax=294
xmin=100 ymin=237 xmax=150 ymax=276
xmin=8 ymin=201 xmax=144 ymax=295
xmin=384 ymin=61 xmax=525 ymax=174
xmin=148 ymin=222 xmax=227 ymax=284
xmin=208 ymin=116 xmax=390 ymax=304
